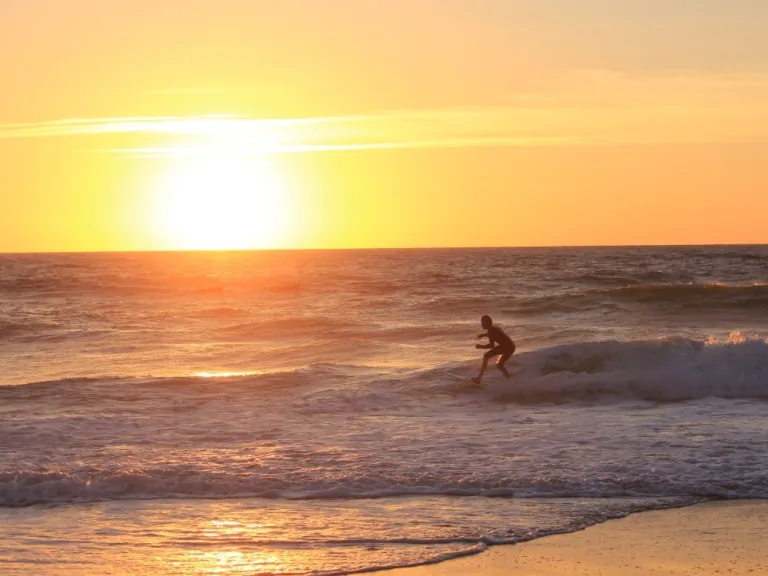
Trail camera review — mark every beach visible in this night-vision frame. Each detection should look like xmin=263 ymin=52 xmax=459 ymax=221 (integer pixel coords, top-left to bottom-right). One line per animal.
xmin=385 ymin=500 xmax=768 ymax=576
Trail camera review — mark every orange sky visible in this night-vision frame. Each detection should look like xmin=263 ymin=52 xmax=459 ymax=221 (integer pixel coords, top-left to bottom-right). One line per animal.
xmin=1 ymin=0 xmax=767 ymax=251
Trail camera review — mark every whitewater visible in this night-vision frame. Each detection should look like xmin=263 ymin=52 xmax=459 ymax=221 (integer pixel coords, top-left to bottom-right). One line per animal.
xmin=1 ymin=246 xmax=767 ymax=574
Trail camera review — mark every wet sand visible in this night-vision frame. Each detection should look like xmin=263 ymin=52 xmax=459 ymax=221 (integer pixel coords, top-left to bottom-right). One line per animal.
xmin=384 ymin=501 xmax=768 ymax=576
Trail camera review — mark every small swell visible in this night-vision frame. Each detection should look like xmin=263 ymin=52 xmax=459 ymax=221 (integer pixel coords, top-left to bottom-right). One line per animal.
xmin=0 ymin=320 xmax=56 ymax=339
xmin=509 ymin=282 xmax=768 ymax=316
xmin=0 ymin=466 xmax=720 ymax=508
xmin=220 ymin=317 xmax=380 ymax=339
xmin=601 ymin=282 xmax=768 ymax=309
xmin=567 ymin=269 xmax=692 ymax=287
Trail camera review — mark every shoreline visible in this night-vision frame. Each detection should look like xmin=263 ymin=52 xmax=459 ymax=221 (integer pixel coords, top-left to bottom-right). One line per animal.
xmin=382 ymin=500 xmax=768 ymax=576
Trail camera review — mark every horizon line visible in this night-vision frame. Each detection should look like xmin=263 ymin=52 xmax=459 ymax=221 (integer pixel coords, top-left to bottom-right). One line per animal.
xmin=1 ymin=242 xmax=765 ymax=257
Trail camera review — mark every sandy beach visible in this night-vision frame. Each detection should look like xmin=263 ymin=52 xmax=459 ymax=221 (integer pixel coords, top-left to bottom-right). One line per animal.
xmin=384 ymin=501 xmax=768 ymax=576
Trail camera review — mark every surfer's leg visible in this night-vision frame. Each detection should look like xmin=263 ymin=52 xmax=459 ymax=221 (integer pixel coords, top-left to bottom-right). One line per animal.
xmin=473 ymin=355 xmax=490 ymax=383
xmin=496 ymin=352 xmax=512 ymax=379
xmin=475 ymin=347 xmax=501 ymax=383
xmin=496 ymin=344 xmax=515 ymax=379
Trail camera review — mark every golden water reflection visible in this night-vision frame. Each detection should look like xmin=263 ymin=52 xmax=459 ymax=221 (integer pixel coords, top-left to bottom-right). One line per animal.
xmin=193 ymin=371 xmax=267 ymax=378
xmin=186 ymin=550 xmax=286 ymax=575
xmin=7 ymin=497 xmax=516 ymax=574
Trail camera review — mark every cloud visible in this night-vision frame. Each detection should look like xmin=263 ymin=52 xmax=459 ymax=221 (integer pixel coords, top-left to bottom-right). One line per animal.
xmin=0 ymin=115 xmax=309 ymax=139
xmin=102 ymin=136 xmax=587 ymax=158
xmin=142 ymin=88 xmax=231 ymax=95
xmin=139 ymin=85 xmax=285 ymax=96
xmin=1 ymin=71 xmax=767 ymax=153
xmin=0 ymin=109 xmax=588 ymax=153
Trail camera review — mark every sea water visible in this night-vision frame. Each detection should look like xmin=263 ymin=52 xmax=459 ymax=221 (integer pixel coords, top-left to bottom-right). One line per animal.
xmin=1 ymin=246 xmax=767 ymax=574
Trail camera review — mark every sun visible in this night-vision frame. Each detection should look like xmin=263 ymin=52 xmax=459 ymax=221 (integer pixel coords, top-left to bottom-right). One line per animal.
xmin=152 ymin=150 xmax=291 ymax=250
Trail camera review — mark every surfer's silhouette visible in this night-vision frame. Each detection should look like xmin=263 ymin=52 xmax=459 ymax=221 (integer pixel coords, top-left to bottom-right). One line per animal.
xmin=472 ymin=315 xmax=516 ymax=384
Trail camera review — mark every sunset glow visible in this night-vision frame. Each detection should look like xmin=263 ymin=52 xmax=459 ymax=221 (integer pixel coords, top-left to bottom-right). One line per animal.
xmin=1 ymin=0 xmax=768 ymax=252
xmin=152 ymin=150 xmax=291 ymax=250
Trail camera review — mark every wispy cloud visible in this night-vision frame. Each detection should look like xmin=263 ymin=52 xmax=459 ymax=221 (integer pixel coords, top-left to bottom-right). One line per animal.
xmin=0 ymin=109 xmax=597 ymax=154
xmin=104 ymin=136 xmax=588 ymax=158
xmin=142 ymin=88 xmax=231 ymax=95
xmin=2 ymin=70 xmax=768 ymax=154
xmin=139 ymin=85 xmax=285 ymax=96
xmin=0 ymin=115 xmax=318 ymax=139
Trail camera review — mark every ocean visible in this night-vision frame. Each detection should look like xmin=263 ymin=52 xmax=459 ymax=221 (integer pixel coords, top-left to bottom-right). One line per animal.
xmin=1 ymin=246 xmax=767 ymax=574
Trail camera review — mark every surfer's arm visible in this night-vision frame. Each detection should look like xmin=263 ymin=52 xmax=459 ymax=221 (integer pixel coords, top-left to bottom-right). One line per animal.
xmin=476 ymin=337 xmax=495 ymax=349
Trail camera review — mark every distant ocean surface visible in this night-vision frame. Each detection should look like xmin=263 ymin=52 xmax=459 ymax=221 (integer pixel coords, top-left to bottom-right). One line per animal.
xmin=1 ymin=246 xmax=767 ymax=574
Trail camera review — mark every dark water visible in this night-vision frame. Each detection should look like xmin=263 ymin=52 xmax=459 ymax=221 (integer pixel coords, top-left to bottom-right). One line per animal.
xmin=2 ymin=245 xmax=766 ymax=384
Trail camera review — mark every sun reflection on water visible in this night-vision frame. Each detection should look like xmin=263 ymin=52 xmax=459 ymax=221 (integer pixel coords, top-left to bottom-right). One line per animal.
xmin=186 ymin=550 xmax=287 ymax=575
xmin=193 ymin=371 xmax=267 ymax=378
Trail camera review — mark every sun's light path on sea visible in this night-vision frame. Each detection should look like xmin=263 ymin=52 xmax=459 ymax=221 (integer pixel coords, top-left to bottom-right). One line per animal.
xmin=193 ymin=371 xmax=266 ymax=378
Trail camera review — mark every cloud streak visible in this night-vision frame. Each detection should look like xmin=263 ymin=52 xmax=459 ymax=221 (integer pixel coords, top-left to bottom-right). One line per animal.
xmin=102 ymin=136 xmax=588 ymax=158
xmin=2 ymin=70 xmax=768 ymax=154
xmin=0 ymin=109 xmax=601 ymax=153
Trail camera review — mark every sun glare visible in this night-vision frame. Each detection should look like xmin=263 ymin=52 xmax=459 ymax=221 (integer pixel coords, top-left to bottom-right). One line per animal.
xmin=152 ymin=148 xmax=291 ymax=250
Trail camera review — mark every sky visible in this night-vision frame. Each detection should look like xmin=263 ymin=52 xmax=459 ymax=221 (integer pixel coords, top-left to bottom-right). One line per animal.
xmin=1 ymin=0 xmax=767 ymax=251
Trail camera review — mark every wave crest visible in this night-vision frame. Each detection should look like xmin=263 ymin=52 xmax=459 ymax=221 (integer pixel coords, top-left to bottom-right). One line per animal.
xmin=432 ymin=334 xmax=768 ymax=403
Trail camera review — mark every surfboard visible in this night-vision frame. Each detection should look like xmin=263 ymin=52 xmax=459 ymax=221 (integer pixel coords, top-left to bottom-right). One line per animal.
xmin=444 ymin=372 xmax=486 ymax=388
xmin=446 ymin=367 xmax=523 ymax=384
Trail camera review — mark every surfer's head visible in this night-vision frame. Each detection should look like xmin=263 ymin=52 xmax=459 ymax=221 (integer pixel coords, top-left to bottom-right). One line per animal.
xmin=481 ymin=315 xmax=493 ymax=329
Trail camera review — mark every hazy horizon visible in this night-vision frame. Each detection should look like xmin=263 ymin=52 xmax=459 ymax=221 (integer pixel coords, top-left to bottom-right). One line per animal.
xmin=3 ymin=240 xmax=768 ymax=257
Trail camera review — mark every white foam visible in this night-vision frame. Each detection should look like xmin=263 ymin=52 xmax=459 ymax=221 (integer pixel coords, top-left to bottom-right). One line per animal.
xmin=1 ymin=337 xmax=767 ymax=525
xmin=438 ymin=334 xmax=768 ymax=403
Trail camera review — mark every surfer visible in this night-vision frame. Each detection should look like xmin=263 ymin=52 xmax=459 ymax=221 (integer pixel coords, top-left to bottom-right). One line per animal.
xmin=472 ymin=315 xmax=515 ymax=384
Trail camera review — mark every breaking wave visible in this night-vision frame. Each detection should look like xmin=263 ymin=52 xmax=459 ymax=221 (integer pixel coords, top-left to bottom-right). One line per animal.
xmin=0 ymin=466 xmax=733 ymax=508
xmin=429 ymin=334 xmax=768 ymax=403
xmin=4 ymin=334 xmax=768 ymax=404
